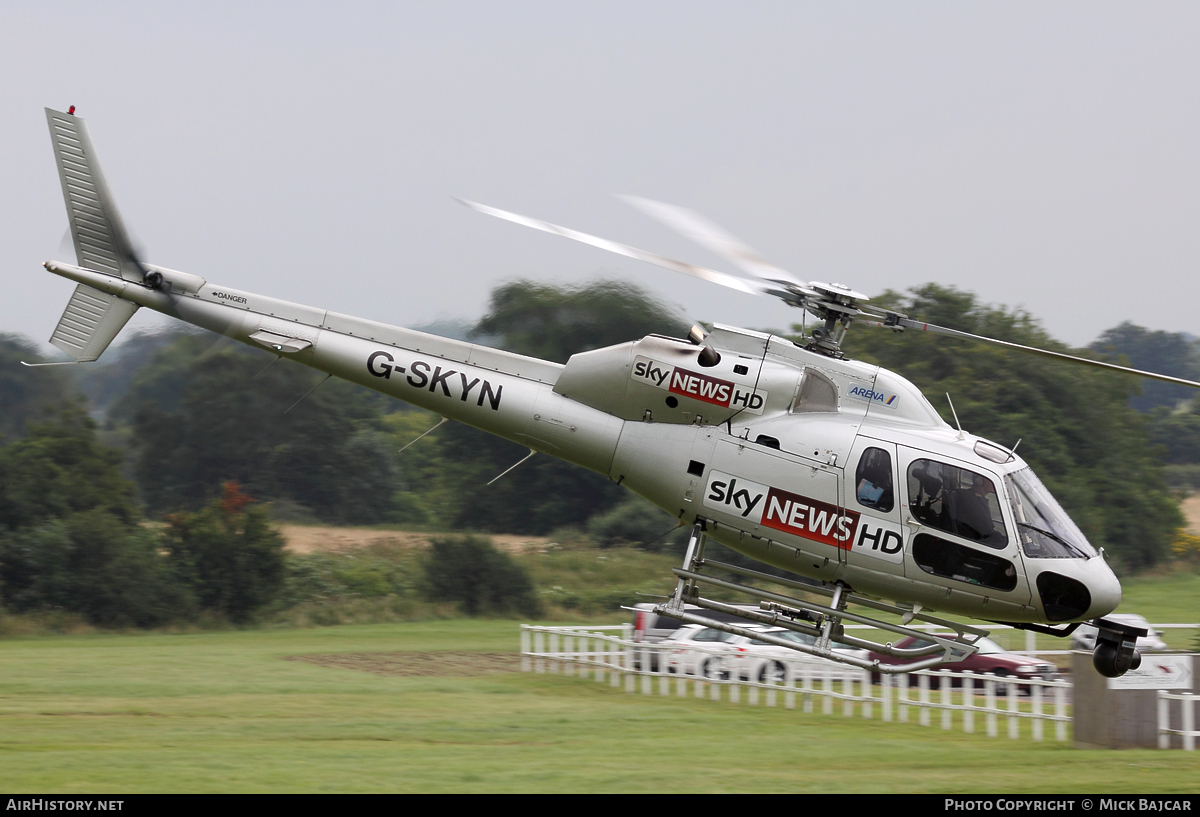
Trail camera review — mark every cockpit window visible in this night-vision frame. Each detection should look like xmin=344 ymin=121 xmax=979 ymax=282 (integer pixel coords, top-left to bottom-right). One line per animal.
xmin=855 ymin=447 xmax=894 ymax=513
xmin=1005 ymin=468 xmax=1096 ymax=559
xmin=908 ymin=459 xmax=1008 ymax=549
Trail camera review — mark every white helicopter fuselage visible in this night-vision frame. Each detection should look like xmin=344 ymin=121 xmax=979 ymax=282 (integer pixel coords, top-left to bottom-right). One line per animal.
xmin=44 ymin=258 xmax=1122 ymax=627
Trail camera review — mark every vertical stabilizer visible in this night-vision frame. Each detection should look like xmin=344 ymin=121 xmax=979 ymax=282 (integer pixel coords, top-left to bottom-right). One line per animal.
xmin=45 ymin=108 xmax=143 ymax=283
xmin=44 ymin=108 xmax=141 ymax=361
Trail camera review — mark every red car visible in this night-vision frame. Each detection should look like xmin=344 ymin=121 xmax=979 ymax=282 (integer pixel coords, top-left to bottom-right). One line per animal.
xmin=869 ymin=636 xmax=1058 ymax=688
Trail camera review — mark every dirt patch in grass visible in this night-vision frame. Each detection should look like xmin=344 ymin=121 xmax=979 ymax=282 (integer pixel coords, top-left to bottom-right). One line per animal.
xmin=279 ymin=525 xmax=549 ymax=555
xmin=285 ymin=651 xmax=522 ymax=677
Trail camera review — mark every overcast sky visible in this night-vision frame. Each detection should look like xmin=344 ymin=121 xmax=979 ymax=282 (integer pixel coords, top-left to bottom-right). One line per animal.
xmin=2 ymin=2 xmax=1198 ymax=355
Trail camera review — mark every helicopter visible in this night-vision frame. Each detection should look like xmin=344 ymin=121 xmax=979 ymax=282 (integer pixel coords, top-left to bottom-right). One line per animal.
xmin=31 ymin=107 xmax=1200 ymax=679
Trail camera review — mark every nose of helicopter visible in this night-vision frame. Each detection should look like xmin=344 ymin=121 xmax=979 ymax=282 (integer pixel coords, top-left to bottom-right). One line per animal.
xmin=1084 ymin=558 xmax=1122 ymax=619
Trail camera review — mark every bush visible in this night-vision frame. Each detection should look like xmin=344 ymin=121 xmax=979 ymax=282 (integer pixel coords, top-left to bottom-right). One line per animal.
xmin=0 ymin=404 xmax=186 ymax=627
xmin=0 ymin=516 xmax=185 ymax=627
xmin=422 ymin=535 xmax=541 ymax=617
xmin=279 ymin=548 xmax=416 ymax=607
xmin=1172 ymin=531 xmax=1200 ymax=569
xmin=162 ymin=483 xmax=286 ymax=623
xmin=586 ymin=496 xmax=688 ymax=553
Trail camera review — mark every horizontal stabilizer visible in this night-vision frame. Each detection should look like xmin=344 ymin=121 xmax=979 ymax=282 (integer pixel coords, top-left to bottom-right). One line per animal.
xmin=45 ymin=108 xmax=143 ymax=283
xmin=49 ymin=283 xmax=138 ymax=362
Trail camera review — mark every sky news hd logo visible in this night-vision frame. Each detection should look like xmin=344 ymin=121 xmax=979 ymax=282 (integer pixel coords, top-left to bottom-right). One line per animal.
xmin=631 ymin=356 xmax=766 ymax=414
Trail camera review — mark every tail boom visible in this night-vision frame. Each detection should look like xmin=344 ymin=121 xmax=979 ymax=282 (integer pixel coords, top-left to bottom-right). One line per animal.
xmin=42 ymin=260 xmax=624 ymax=476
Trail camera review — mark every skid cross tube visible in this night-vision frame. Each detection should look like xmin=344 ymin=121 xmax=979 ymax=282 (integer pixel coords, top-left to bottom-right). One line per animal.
xmin=660 ymin=567 xmax=982 ymax=664
xmin=689 ymin=594 xmax=950 ymax=661
xmin=668 ymin=567 xmax=980 ymax=655
xmin=662 ymin=608 xmax=954 ymax=675
xmin=702 ymin=558 xmax=989 ymax=641
xmin=684 ymin=594 xmax=949 ymax=661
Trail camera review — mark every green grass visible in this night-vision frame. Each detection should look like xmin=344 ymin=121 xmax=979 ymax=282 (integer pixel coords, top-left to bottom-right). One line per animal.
xmin=0 ymin=621 xmax=1196 ymax=793
xmin=0 ymin=544 xmax=1195 ymax=791
xmin=1116 ymin=568 xmax=1200 ymax=622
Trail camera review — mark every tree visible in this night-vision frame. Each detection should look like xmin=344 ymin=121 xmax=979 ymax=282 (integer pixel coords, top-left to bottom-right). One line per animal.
xmin=1146 ymin=401 xmax=1200 ymax=465
xmin=0 ymin=403 xmax=183 ymax=626
xmin=74 ymin=327 xmax=203 ymax=419
xmin=414 ymin=279 xmax=692 ymax=534
xmin=125 ymin=333 xmax=404 ymax=523
xmin=0 ymin=334 xmax=78 ymax=443
xmin=586 ymin=495 xmax=688 ymax=552
xmin=1089 ymin=322 xmax=1200 ymax=413
xmin=834 ymin=284 xmax=1182 ymax=571
xmin=423 ymin=535 xmax=541 ymax=617
xmin=427 ymin=423 xmax=626 ymax=535
xmin=0 ymin=400 xmax=139 ymax=533
xmin=162 ymin=482 xmax=286 ymax=623
xmin=473 ymin=279 xmax=691 ymax=364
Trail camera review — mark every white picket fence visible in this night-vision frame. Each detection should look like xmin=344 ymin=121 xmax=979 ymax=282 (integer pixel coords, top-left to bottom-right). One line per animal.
xmin=520 ymin=624 xmax=1071 ymax=742
xmin=1158 ymin=691 xmax=1198 ymax=750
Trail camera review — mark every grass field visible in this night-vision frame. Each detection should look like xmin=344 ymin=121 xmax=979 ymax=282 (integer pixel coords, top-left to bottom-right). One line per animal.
xmin=1 ymin=621 xmax=1197 ymax=793
xmin=1115 ymin=572 xmax=1200 ymax=648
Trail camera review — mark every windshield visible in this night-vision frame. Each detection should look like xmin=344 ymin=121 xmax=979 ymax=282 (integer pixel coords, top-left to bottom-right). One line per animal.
xmin=1004 ymin=468 xmax=1096 ymax=559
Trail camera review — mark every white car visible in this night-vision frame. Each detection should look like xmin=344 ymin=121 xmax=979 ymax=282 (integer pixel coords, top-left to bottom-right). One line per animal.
xmin=1071 ymin=614 xmax=1169 ymax=653
xmin=660 ymin=624 xmax=872 ymax=684
xmin=724 ymin=627 xmax=871 ymax=685
xmin=659 ymin=624 xmax=739 ymax=679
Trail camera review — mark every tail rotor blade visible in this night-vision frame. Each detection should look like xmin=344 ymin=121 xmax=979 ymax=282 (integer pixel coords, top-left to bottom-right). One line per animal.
xmin=57 ymin=226 xmax=75 ymax=263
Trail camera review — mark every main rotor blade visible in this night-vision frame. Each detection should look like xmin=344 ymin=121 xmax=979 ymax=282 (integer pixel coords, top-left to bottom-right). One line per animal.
xmin=618 ymin=195 xmax=806 ymax=288
xmin=456 ymin=198 xmax=767 ymax=297
xmin=888 ymin=316 xmax=1200 ymax=389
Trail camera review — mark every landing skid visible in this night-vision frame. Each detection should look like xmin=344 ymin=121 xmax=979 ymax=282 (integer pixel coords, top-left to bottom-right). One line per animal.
xmin=654 ymin=522 xmax=989 ymax=675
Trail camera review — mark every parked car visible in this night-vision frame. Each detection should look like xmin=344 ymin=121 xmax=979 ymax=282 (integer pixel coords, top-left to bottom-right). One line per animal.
xmin=723 ymin=627 xmax=871 ymax=684
xmin=629 ymin=603 xmax=763 ymax=671
xmin=659 ymin=624 xmax=740 ymax=679
xmin=659 ymin=623 xmax=869 ymax=684
xmin=868 ymin=636 xmax=1058 ymax=689
xmin=1070 ymin=614 xmax=1169 ymax=653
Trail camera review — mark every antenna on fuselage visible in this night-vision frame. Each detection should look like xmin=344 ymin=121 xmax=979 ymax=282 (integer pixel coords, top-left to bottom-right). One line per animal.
xmin=254 ymin=356 xmax=282 ymax=379
xmin=945 ymin=392 xmax=966 ymax=440
xmin=284 ymin=373 xmax=332 ymax=414
xmin=398 ymin=416 xmax=448 ymax=453
xmin=487 ymin=448 xmax=537 ymax=486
